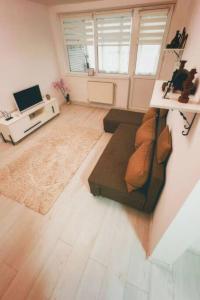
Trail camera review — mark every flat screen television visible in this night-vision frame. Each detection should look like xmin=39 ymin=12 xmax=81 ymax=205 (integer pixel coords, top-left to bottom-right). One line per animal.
xmin=13 ymin=85 xmax=43 ymax=112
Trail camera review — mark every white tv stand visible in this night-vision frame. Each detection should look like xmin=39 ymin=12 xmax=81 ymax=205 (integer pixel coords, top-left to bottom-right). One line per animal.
xmin=0 ymin=98 xmax=59 ymax=145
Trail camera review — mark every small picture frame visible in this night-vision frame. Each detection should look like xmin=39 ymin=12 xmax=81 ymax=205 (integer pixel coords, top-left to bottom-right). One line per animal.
xmin=88 ymin=68 xmax=94 ymax=76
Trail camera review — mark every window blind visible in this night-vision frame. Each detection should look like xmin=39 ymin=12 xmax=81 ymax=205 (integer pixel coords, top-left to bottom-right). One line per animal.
xmin=138 ymin=9 xmax=168 ymax=45
xmin=135 ymin=9 xmax=168 ymax=75
xmin=62 ymin=16 xmax=94 ymax=46
xmin=96 ymin=12 xmax=132 ymax=46
xmin=96 ymin=12 xmax=132 ymax=74
xmin=62 ymin=16 xmax=94 ymax=72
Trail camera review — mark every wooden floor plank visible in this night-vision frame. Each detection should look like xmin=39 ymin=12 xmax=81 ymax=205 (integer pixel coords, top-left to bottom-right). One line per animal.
xmin=90 ymin=201 xmax=121 ymax=266
xmin=27 ymin=240 xmax=72 ymax=300
xmin=52 ymin=193 xmax=109 ymax=300
xmin=0 ymin=199 xmax=25 ymax=241
xmin=124 ymin=283 xmax=148 ymax=300
xmin=0 ymin=263 xmax=16 ymax=298
xmin=0 ymin=209 xmax=43 ymax=271
xmin=75 ymin=259 xmax=105 ymax=300
xmin=127 ymin=233 xmax=151 ymax=292
xmin=98 ymin=268 xmax=125 ymax=300
xmin=173 ymin=251 xmax=200 ymax=300
xmin=149 ymin=264 xmax=174 ymax=300
xmin=105 ymin=208 xmax=136 ymax=280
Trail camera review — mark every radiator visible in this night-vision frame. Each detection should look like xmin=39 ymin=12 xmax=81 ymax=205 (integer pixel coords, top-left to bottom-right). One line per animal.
xmin=88 ymin=81 xmax=115 ymax=104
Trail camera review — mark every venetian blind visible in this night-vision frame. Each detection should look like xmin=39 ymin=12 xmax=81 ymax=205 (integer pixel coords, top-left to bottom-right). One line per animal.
xmin=96 ymin=12 xmax=132 ymax=46
xmin=135 ymin=9 xmax=168 ymax=75
xmin=95 ymin=11 xmax=132 ymax=74
xmin=62 ymin=16 xmax=94 ymax=72
xmin=138 ymin=9 xmax=168 ymax=45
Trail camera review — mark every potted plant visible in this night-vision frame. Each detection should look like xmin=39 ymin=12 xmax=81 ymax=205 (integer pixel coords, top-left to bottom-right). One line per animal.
xmin=53 ymin=79 xmax=70 ymax=104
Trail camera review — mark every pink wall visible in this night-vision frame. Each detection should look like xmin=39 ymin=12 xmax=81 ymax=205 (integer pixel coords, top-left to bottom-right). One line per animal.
xmin=50 ymin=0 xmax=175 ymax=13
xmin=159 ymin=0 xmax=191 ymax=80
xmin=149 ymin=0 xmax=200 ymax=254
xmin=0 ymin=0 xmax=61 ymax=113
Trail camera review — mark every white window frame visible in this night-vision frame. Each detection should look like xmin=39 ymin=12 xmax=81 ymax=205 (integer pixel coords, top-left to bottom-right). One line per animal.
xmin=130 ymin=5 xmax=174 ymax=80
xmin=94 ymin=9 xmax=132 ymax=75
xmin=60 ymin=5 xmax=173 ymax=78
xmin=60 ymin=13 xmax=94 ymax=76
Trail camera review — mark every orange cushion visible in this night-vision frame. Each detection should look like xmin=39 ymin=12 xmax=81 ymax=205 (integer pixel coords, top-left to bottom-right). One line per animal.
xmin=125 ymin=141 xmax=153 ymax=192
xmin=135 ymin=117 xmax=156 ymax=148
xmin=143 ymin=108 xmax=158 ymax=123
xmin=157 ymin=126 xmax=172 ymax=164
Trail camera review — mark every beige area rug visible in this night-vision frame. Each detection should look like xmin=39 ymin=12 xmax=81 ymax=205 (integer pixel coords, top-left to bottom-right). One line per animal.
xmin=0 ymin=123 xmax=102 ymax=214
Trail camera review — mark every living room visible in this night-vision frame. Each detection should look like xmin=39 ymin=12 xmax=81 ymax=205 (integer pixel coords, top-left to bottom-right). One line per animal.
xmin=0 ymin=0 xmax=200 ymax=299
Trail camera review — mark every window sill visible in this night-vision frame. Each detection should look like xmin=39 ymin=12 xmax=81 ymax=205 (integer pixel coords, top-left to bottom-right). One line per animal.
xmin=133 ymin=75 xmax=156 ymax=80
xmin=64 ymin=72 xmax=130 ymax=80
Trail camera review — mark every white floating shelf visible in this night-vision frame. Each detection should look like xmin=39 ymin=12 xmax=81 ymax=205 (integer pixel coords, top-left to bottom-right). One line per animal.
xmin=163 ymin=48 xmax=184 ymax=60
xmin=163 ymin=48 xmax=184 ymax=52
xmin=150 ymin=80 xmax=200 ymax=114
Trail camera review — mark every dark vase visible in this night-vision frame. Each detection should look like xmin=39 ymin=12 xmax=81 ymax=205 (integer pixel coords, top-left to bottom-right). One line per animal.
xmin=65 ymin=94 xmax=71 ymax=104
xmin=172 ymin=60 xmax=189 ymax=92
xmin=167 ymin=30 xmax=181 ymax=48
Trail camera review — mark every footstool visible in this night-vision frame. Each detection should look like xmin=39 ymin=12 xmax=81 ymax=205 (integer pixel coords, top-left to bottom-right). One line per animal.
xmin=103 ymin=109 xmax=144 ymax=133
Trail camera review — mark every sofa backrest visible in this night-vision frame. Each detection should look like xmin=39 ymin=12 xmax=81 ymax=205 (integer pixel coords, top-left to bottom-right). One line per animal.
xmin=144 ymin=112 xmax=167 ymax=213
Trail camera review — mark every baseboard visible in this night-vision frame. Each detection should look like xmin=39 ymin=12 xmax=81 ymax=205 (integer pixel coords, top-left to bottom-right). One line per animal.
xmin=72 ymin=100 xmax=114 ymax=110
xmin=128 ymin=106 xmax=148 ymax=113
xmin=71 ymin=100 xmax=147 ymax=113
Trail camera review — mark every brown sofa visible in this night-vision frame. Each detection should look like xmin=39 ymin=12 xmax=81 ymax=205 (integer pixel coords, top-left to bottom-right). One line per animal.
xmin=88 ymin=108 xmax=167 ymax=213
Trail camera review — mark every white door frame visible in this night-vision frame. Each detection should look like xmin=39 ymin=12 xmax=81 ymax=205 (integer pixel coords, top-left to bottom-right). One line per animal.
xmin=128 ymin=5 xmax=174 ymax=111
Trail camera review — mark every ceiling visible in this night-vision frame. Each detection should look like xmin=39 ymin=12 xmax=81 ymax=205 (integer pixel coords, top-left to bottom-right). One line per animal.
xmin=29 ymin=0 xmax=103 ymax=5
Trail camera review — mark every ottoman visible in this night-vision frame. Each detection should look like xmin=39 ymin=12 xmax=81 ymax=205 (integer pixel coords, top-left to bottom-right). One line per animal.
xmin=103 ymin=108 xmax=144 ymax=133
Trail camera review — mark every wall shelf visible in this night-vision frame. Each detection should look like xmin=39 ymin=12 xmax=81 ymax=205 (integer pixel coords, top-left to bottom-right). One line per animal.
xmin=150 ymin=80 xmax=200 ymax=136
xmin=163 ymin=48 xmax=184 ymax=60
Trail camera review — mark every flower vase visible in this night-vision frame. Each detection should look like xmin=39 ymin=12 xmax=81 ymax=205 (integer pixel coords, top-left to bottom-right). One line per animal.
xmin=65 ymin=94 xmax=71 ymax=105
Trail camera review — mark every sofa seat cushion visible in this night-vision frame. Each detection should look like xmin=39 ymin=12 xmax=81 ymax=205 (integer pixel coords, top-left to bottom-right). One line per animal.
xmin=88 ymin=123 xmax=146 ymax=210
xmin=103 ymin=109 xmax=144 ymax=133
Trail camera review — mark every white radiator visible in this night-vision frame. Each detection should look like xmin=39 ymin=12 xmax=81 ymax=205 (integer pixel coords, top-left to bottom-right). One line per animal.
xmin=88 ymin=81 xmax=115 ymax=104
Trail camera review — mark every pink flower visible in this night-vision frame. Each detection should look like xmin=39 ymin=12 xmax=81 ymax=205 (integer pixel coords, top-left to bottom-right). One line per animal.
xmin=53 ymin=79 xmax=70 ymax=92
xmin=52 ymin=79 xmax=70 ymax=101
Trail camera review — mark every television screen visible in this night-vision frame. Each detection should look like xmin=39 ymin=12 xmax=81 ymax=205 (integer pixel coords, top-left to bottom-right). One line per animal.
xmin=13 ymin=85 xmax=43 ymax=112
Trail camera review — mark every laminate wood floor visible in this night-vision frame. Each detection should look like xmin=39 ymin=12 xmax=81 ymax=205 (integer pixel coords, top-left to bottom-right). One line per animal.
xmin=0 ymin=104 xmax=199 ymax=300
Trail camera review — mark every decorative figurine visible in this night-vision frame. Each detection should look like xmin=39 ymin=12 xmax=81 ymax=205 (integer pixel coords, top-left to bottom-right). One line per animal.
xmin=172 ymin=60 xmax=189 ymax=92
xmin=167 ymin=30 xmax=181 ymax=48
xmin=178 ymin=68 xmax=197 ymax=103
xmin=166 ymin=27 xmax=188 ymax=49
xmin=162 ymin=60 xmax=189 ymax=98
xmin=179 ymin=28 xmax=188 ymax=49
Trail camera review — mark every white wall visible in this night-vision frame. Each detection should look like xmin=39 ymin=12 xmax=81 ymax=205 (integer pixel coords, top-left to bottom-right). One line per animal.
xmin=149 ymin=0 xmax=200 ymax=260
xmin=0 ymin=0 xmax=62 ymax=113
xmin=49 ymin=0 xmax=175 ymax=110
xmin=64 ymin=75 xmax=130 ymax=109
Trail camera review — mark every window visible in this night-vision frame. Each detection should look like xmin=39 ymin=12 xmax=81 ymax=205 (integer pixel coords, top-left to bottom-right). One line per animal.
xmin=135 ymin=9 xmax=168 ymax=76
xmin=62 ymin=16 xmax=95 ymax=72
xmin=96 ymin=12 xmax=132 ymax=74
xmin=61 ymin=8 xmax=170 ymax=75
